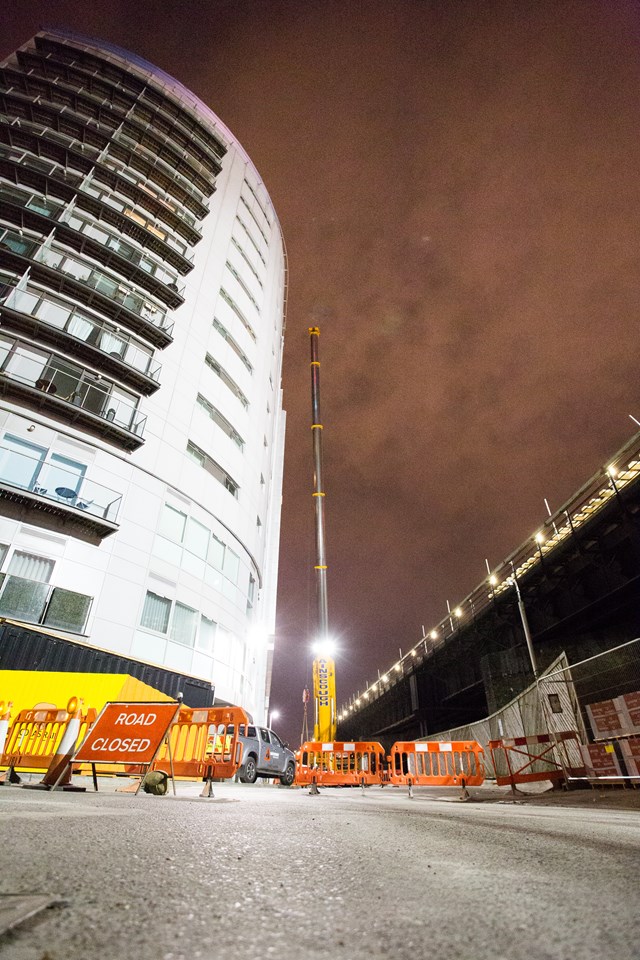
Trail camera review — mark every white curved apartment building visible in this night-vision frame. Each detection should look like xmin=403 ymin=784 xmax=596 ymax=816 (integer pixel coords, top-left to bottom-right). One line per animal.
xmin=0 ymin=30 xmax=286 ymax=720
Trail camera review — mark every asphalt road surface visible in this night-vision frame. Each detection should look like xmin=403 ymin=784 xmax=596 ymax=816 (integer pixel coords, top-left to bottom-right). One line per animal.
xmin=0 ymin=780 xmax=638 ymax=960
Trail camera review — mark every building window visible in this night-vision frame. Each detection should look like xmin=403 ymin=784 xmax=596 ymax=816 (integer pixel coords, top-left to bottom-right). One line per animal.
xmin=196 ymin=394 xmax=244 ymax=449
xmin=204 ymin=353 xmax=249 ymax=408
xmin=187 ymin=441 xmax=239 ymax=497
xmin=170 ymin=602 xmax=198 ymax=647
xmin=198 ymin=615 xmax=216 ymax=653
xmin=212 ymin=318 xmax=252 ymax=373
xmin=219 ymin=288 xmax=256 ymax=341
xmin=140 ymin=590 xmax=171 ymax=633
xmin=8 ymin=550 xmax=54 ymax=582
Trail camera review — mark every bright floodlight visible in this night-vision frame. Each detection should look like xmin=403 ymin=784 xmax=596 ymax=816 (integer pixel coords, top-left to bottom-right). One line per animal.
xmin=535 ymin=531 xmax=545 ymax=544
xmin=381 ymin=674 xmax=389 ymax=683
xmin=430 ymin=629 xmax=437 ymax=640
xmin=454 ymin=607 xmax=463 ymax=618
xmin=270 ymin=709 xmax=280 ymax=723
xmin=311 ymin=637 xmax=336 ymax=658
xmin=489 ymin=574 xmax=498 ymax=586
xmin=607 ymin=464 xmax=618 ymax=478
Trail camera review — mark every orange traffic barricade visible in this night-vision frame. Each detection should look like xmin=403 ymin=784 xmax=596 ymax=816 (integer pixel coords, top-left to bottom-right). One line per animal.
xmin=489 ymin=731 xmax=586 ymax=790
xmin=0 ymin=698 xmax=96 ymax=784
xmin=387 ymin=740 xmax=485 ymax=796
xmin=296 ymin=741 xmax=386 ymax=788
xmin=149 ymin=705 xmax=249 ymax=790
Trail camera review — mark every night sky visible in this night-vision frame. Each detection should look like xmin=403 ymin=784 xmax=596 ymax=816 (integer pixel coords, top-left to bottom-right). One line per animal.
xmin=3 ymin=0 xmax=640 ymax=745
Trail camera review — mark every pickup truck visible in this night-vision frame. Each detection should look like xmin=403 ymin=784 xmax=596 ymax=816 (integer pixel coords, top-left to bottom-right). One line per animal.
xmin=233 ymin=723 xmax=296 ymax=785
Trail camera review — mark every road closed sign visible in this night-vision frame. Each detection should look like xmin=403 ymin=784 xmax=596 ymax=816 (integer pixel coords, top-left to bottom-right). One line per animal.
xmin=74 ymin=702 xmax=180 ymax=765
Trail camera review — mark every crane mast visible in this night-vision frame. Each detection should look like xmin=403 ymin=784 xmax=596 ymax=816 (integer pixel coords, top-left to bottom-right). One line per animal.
xmin=309 ymin=326 xmax=336 ymax=742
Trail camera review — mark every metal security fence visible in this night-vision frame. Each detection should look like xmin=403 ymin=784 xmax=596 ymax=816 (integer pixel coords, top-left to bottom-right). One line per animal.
xmin=538 ymin=637 xmax=640 ymax=783
xmin=425 ymin=638 xmax=640 ymax=784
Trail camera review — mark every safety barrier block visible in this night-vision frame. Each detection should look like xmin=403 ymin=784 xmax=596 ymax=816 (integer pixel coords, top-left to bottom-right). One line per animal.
xmin=296 ymin=741 xmax=386 ymax=787
xmin=387 ymin=740 xmax=485 ymax=788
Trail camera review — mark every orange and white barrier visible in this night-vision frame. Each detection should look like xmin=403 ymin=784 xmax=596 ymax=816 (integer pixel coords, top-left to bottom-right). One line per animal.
xmin=0 ymin=698 xmax=96 ymax=785
xmin=489 ymin=731 xmax=585 ymax=789
xmin=24 ymin=697 xmax=88 ymax=791
xmin=387 ymin=740 xmax=485 ymax=795
xmin=149 ymin=705 xmax=249 ymax=793
xmin=0 ymin=701 xmax=12 ymax=758
xmin=296 ymin=741 xmax=386 ymax=789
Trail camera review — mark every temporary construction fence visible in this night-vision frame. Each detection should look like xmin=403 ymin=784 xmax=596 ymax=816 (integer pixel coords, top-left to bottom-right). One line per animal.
xmin=425 ymin=638 xmax=640 ymax=787
xmin=387 ymin=740 xmax=485 ymax=795
xmin=0 ymin=697 xmax=96 ymax=783
xmin=148 ymin=705 xmax=249 ymax=786
xmin=489 ymin=731 xmax=585 ymax=788
xmin=537 ymin=637 xmax=640 ymax=785
xmin=296 ymin=741 xmax=387 ymax=788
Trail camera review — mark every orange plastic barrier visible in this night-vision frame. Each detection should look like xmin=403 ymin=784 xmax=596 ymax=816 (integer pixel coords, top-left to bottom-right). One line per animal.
xmin=296 ymin=741 xmax=386 ymax=787
xmin=489 ymin=731 xmax=585 ymax=788
xmin=149 ymin=705 xmax=250 ymax=782
xmin=387 ymin=740 xmax=485 ymax=789
xmin=0 ymin=700 xmax=96 ymax=783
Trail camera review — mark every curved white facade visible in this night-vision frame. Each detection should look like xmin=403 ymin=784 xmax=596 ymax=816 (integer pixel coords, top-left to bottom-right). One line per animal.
xmin=0 ymin=30 xmax=286 ymax=720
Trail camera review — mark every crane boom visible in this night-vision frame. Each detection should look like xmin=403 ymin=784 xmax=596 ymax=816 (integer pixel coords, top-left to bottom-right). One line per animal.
xmin=309 ymin=326 xmax=336 ymax=742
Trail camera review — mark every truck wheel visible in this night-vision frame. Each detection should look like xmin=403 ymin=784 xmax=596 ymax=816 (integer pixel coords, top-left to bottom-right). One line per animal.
xmin=280 ymin=762 xmax=295 ymax=786
xmin=240 ymin=755 xmax=258 ymax=784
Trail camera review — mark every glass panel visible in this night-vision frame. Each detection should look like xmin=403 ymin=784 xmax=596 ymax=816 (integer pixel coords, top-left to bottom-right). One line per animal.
xmin=35 ymin=298 xmax=72 ymax=330
xmin=170 ymin=602 xmax=197 ymax=647
xmin=208 ymin=534 xmax=225 ymax=569
xmin=8 ymin=289 xmax=39 ymax=315
xmin=8 ymin=551 xmax=54 ymax=582
xmin=0 ymin=575 xmax=49 ymax=621
xmin=0 ymin=336 xmax=12 ymax=368
xmin=223 ymin=549 xmax=240 ymax=583
xmin=67 ymin=314 xmax=95 ymax=340
xmin=185 ymin=518 xmax=209 ymax=559
xmin=197 ymin=615 xmax=216 ymax=652
xmin=6 ymin=345 xmax=48 ymax=386
xmin=43 ymin=588 xmax=92 ymax=632
xmin=158 ymin=504 xmax=186 ymax=543
xmin=0 ymin=435 xmax=47 ymax=490
xmin=140 ymin=591 xmax=170 ymax=633
xmin=45 ymin=454 xmax=87 ymax=502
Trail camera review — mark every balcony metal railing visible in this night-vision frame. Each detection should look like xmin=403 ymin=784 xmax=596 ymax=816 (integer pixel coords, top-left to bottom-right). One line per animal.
xmin=0 ymin=338 xmax=146 ymax=438
xmin=0 ymin=442 xmax=122 ymax=522
xmin=2 ymin=279 xmax=161 ymax=383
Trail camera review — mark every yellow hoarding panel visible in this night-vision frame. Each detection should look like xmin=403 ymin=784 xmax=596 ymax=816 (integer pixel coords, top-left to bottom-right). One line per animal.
xmin=0 ymin=671 xmax=171 ymax=719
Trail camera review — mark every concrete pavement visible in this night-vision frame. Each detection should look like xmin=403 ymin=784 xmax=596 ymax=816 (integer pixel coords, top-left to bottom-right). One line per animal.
xmin=0 ymin=777 xmax=638 ymax=960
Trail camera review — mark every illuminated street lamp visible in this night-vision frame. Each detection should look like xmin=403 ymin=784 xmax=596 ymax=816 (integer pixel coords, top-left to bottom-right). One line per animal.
xmin=269 ymin=708 xmax=280 ymax=727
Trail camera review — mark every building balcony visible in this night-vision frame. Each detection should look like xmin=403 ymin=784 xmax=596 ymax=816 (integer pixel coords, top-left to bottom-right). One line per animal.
xmin=2 ymin=195 xmax=184 ymax=316
xmin=0 ymin=441 xmax=121 ymax=543
xmin=0 ymin=335 xmax=146 ymax=451
xmin=0 ymin=572 xmax=92 ymax=633
xmin=0 ymin=271 xmax=163 ymax=396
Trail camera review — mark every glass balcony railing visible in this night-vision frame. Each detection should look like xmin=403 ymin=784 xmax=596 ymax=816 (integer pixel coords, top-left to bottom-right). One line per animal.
xmin=0 ymin=442 xmax=122 ymax=522
xmin=62 ymin=210 xmax=185 ymax=299
xmin=2 ymin=279 xmax=162 ymax=383
xmin=0 ymin=335 xmax=146 ymax=439
xmin=32 ymin=243 xmax=172 ymax=333
xmin=0 ymin=572 xmax=92 ymax=633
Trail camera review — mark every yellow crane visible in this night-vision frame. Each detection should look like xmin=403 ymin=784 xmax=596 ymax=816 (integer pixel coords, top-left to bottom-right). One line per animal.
xmin=308 ymin=326 xmax=336 ymax=742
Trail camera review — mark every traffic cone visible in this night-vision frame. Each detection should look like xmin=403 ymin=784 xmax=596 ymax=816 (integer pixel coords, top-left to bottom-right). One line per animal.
xmin=23 ymin=697 xmax=86 ymax=792
xmin=0 ymin=702 xmax=20 ymax=785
